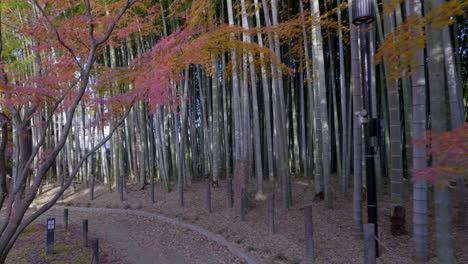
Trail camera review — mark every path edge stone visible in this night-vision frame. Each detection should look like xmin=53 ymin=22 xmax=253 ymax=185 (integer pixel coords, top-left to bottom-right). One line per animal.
xmin=53 ymin=206 xmax=262 ymax=264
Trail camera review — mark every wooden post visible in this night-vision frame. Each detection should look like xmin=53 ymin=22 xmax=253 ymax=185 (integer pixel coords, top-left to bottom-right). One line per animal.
xmin=179 ymin=181 xmax=184 ymax=208
xmin=91 ymin=238 xmax=99 ymax=264
xmin=63 ymin=209 xmax=68 ymax=231
xmin=304 ymin=205 xmax=314 ymax=262
xmin=46 ymin=230 xmax=54 ymax=255
xmin=267 ymin=193 xmax=275 ymax=234
xmin=90 ymin=173 xmax=95 ymax=200
xmin=119 ymin=175 xmax=124 ymax=202
xmin=227 ymin=178 xmax=233 ymax=208
xmin=364 ymin=223 xmax=376 ymax=264
xmin=240 ymin=187 xmax=246 ymax=221
xmin=206 ymin=180 xmax=212 ymax=213
xmin=82 ymin=220 xmax=88 ymax=247
xmin=150 ymin=176 xmax=155 ymax=203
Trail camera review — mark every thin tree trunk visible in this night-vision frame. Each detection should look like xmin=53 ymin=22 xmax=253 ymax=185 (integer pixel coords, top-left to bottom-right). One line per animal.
xmin=396 ymin=3 xmax=412 ymax=194
xmin=221 ymin=54 xmax=231 ymax=178
xmin=337 ymin=0 xmax=349 ymax=195
xmin=442 ymin=23 xmax=467 ymax=228
xmin=382 ymin=1 xmax=404 ymax=204
xmin=79 ymin=105 xmax=87 ymax=188
xmin=255 ymin=0 xmax=274 ymax=184
xmin=240 ymin=0 xmax=264 ymax=198
xmin=178 ymin=69 xmax=190 ymax=205
xmin=227 ymin=0 xmax=246 ymax=207
xmin=269 ymin=0 xmax=291 ymax=208
xmin=311 ymin=0 xmax=332 ymax=209
xmin=212 ymin=55 xmax=222 ymax=183
xmin=299 ymin=0 xmax=315 ymax=185
xmin=349 ymin=0 xmax=363 ymax=238
xmin=408 ymin=0 xmax=429 ymax=260
xmin=426 ymin=0 xmax=455 ymax=260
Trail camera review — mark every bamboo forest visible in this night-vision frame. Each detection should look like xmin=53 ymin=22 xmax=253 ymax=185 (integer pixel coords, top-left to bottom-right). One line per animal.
xmin=0 ymin=0 xmax=467 ymax=263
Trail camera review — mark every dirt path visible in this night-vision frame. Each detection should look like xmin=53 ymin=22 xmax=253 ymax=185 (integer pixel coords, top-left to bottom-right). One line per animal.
xmin=37 ymin=181 xmax=460 ymax=264
xmin=38 ymin=206 xmax=256 ymax=264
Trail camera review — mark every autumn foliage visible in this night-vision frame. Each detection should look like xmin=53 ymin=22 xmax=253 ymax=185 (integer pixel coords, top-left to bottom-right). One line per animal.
xmin=412 ymin=123 xmax=468 ymax=186
xmin=375 ymin=0 xmax=467 ymax=80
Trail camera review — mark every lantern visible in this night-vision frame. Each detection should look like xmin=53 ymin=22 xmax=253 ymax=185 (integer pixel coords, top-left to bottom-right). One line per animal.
xmin=46 ymin=218 xmax=56 ymax=255
xmin=47 ymin=218 xmax=55 ymax=230
xmin=352 ymin=0 xmax=376 ymax=25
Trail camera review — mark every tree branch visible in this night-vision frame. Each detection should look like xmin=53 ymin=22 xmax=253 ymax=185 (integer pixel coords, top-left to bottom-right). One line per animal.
xmin=14 ymin=96 xmax=64 ymax=195
xmin=8 ymin=104 xmax=134 ymax=251
xmin=32 ymin=0 xmax=84 ymax=72
xmin=1 ymin=0 xmax=138 ymax=253
xmin=85 ymin=0 xmax=96 ymax=43
xmin=95 ymin=0 xmax=138 ymax=46
xmin=25 ymin=0 xmax=136 ymax=196
xmin=0 ymin=113 xmax=10 ymax=210
xmin=0 ymin=4 xmax=21 ymax=126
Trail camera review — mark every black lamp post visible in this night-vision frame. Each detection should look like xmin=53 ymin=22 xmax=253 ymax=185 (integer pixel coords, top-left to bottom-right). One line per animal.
xmin=352 ymin=0 xmax=379 ymax=257
xmin=352 ymin=0 xmax=375 ymax=25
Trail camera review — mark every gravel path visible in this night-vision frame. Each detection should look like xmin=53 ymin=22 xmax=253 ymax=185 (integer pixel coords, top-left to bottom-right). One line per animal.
xmin=40 ymin=206 xmax=258 ymax=264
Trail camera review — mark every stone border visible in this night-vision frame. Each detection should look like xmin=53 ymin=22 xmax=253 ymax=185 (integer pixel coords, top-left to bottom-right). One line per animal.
xmin=54 ymin=206 xmax=262 ymax=264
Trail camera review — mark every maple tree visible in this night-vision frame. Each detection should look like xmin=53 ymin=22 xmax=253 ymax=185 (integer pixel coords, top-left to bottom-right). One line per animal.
xmin=0 ymin=0 xmax=308 ymax=260
xmin=375 ymin=0 xmax=467 ymax=80
xmin=0 ymin=0 xmax=465 ymax=262
xmin=412 ymin=123 xmax=468 ymax=186
xmin=0 ymin=0 xmax=139 ymax=260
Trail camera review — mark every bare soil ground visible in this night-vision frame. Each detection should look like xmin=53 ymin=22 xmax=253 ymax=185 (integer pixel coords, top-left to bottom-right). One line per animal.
xmin=32 ymin=178 xmax=468 ymax=264
xmin=6 ymin=222 xmax=118 ymax=264
xmin=35 ymin=209 xmax=246 ymax=264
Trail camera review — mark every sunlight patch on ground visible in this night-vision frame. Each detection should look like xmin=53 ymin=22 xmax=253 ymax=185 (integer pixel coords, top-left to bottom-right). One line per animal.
xmin=30 ymin=184 xmax=107 ymax=208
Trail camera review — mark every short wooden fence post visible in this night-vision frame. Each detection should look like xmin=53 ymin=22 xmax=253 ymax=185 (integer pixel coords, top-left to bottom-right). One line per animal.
xmin=63 ymin=209 xmax=68 ymax=231
xmin=206 ymin=180 xmax=212 ymax=213
xmin=267 ymin=194 xmax=275 ymax=234
xmin=82 ymin=220 xmax=88 ymax=248
xmin=304 ymin=205 xmax=314 ymax=262
xmin=91 ymin=238 xmax=99 ymax=264
xmin=227 ymin=178 xmax=233 ymax=208
xmin=240 ymin=188 xmax=246 ymax=222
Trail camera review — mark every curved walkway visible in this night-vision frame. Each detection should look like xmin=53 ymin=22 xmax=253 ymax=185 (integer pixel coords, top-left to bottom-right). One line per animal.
xmin=50 ymin=206 xmax=261 ymax=264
